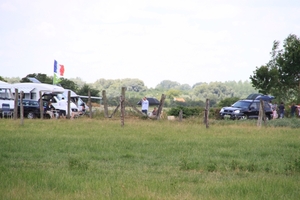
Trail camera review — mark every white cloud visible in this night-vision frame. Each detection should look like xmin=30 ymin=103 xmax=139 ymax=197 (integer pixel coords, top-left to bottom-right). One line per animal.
xmin=0 ymin=2 xmax=17 ymax=11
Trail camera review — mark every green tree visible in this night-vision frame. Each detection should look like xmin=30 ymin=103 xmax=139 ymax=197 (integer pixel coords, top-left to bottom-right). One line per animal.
xmin=121 ymin=78 xmax=147 ymax=92
xmin=77 ymin=84 xmax=100 ymax=102
xmin=192 ymin=82 xmax=206 ymax=89
xmin=0 ymin=76 xmax=7 ymax=82
xmin=218 ymin=97 xmax=240 ymax=107
xmin=70 ymin=77 xmax=86 ymax=89
xmin=20 ymin=73 xmax=53 ymax=84
xmin=4 ymin=77 xmax=20 ymax=83
xmin=155 ymin=80 xmax=180 ymax=90
xmin=166 ymin=89 xmax=181 ymax=100
xmin=250 ymin=34 xmax=300 ymax=101
xmin=59 ymin=78 xmax=78 ymax=93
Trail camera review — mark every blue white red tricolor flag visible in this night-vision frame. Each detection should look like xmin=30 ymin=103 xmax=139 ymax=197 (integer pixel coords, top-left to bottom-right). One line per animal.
xmin=53 ymin=60 xmax=65 ymax=84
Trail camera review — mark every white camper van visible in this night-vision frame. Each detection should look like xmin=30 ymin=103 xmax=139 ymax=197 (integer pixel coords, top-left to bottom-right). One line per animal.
xmin=0 ymin=82 xmax=15 ymax=113
xmin=63 ymin=89 xmax=89 ymax=112
xmin=12 ymin=83 xmax=78 ymax=115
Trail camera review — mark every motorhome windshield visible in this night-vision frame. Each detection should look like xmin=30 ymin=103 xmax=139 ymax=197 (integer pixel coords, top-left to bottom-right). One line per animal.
xmin=0 ymin=88 xmax=14 ymax=100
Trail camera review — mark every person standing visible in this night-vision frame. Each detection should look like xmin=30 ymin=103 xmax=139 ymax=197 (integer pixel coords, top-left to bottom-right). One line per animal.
xmin=59 ymin=97 xmax=67 ymax=118
xmin=141 ymin=96 xmax=149 ymax=115
xmin=290 ymin=102 xmax=298 ymax=118
xmin=278 ymin=102 xmax=285 ymax=119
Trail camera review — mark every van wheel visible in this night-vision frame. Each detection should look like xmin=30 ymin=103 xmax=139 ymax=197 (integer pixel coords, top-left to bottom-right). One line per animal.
xmin=27 ymin=112 xmax=35 ymax=119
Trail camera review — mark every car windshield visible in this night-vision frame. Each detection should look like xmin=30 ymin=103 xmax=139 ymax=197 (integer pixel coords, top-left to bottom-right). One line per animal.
xmin=232 ymin=101 xmax=251 ymax=108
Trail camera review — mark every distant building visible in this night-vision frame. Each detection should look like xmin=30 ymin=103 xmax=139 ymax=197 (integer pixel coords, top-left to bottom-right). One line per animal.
xmin=173 ymin=97 xmax=185 ymax=102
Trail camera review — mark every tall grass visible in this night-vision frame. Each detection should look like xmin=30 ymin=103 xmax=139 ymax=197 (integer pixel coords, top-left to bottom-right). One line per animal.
xmin=0 ymin=118 xmax=300 ymax=199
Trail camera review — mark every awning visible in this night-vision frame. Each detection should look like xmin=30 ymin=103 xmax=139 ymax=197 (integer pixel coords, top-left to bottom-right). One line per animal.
xmin=17 ymin=87 xmax=35 ymax=93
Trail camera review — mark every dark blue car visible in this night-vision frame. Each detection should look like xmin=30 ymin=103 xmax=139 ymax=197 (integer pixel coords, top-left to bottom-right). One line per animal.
xmin=219 ymin=99 xmax=273 ymax=120
xmin=17 ymin=99 xmax=49 ymax=119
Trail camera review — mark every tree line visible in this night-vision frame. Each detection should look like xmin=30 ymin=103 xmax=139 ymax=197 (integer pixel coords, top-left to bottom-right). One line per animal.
xmin=1 ymin=74 xmax=257 ymax=107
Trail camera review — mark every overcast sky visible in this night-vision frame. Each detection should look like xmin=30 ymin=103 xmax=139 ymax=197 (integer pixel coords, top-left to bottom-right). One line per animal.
xmin=1 ymin=0 xmax=299 ymax=88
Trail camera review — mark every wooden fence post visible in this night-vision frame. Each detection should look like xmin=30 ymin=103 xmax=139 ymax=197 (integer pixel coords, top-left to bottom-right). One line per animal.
xmin=20 ymin=91 xmax=24 ymax=125
xmin=204 ymin=99 xmax=210 ymax=128
xmin=120 ymin=87 xmax=126 ymax=127
xmin=156 ymin=94 xmax=166 ymax=120
xmin=257 ymin=99 xmax=266 ymax=127
xmin=67 ymin=90 xmax=71 ymax=119
xmin=102 ymin=90 xmax=108 ymax=118
xmin=14 ymin=88 xmax=18 ymax=120
xmin=179 ymin=110 xmax=183 ymax=122
xmin=88 ymin=90 xmax=92 ymax=118
xmin=39 ymin=91 xmax=43 ymax=119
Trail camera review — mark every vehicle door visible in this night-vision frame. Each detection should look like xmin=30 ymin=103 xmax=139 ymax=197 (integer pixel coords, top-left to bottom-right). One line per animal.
xmin=249 ymin=102 xmax=259 ymax=118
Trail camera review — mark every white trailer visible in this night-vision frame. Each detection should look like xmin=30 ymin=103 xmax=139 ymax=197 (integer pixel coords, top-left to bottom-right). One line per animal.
xmin=12 ymin=83 xmax=78 ymax=115
xmin=0 ymin=82 xmax=15 ymax=112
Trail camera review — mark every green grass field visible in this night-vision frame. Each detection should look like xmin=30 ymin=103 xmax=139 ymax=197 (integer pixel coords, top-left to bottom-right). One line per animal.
xmin=1 ymin=117 xmax=300 ymax=199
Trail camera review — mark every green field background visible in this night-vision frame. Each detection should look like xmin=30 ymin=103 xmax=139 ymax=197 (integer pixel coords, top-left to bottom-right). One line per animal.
xmin=0 ymin=118 xmax=299 ymax=199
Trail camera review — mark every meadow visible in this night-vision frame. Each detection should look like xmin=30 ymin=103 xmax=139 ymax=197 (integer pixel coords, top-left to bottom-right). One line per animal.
xmin=0 ymin=117 xmax=300 ymax=200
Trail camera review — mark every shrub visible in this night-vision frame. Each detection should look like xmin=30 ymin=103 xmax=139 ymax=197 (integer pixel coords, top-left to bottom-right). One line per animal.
xmin=218 ymin=97 xmax=240 ymax=107
xmin=167 ymin=106 xmax=221 ymax=119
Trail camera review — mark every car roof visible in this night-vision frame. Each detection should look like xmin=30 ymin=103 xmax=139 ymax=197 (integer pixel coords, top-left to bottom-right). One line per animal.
xmin=238 ymin=99 xmax=266 ymax=102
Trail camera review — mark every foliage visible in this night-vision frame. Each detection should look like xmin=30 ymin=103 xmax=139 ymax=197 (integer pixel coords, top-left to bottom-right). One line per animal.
xmin=190 ymin=81 xmax=248 ymax=108
xmin=167 ymin=106 xmax=201 ymax=118
xmin=93 ymin=78 xmax=147 ymax=96
xmin=77 ymin=84 xmax=100 ymax=102
xmin=155 ymin=80 xmax=181 ymax=90
xmin=250 ymin=34 xmax=300 ymax=102
xmin=6 ymin=72 xmax=259 ymax=107
xmin=218 ymin=97 xmax=240 ymax=107
xmin=20 ymin=73 xmax=53 ymax=84
xmin=59 ymin=78 xmax=78 ymax=92
xmin=0 ymin=76 xmax=7 ymax=82
xmin=165 ymin=89 xmax=181 ymax=99
xmin=3 ymin=76 xmax=20 ymax=83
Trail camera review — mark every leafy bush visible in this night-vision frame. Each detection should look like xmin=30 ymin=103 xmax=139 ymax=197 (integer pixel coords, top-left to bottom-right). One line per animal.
xmin=218 ymin=97 xmax=240 ymax=107
xmin=167 ymin=106 xmax=202 ymax=118
xmin=167 ymin=106 xmax=221 ymax=119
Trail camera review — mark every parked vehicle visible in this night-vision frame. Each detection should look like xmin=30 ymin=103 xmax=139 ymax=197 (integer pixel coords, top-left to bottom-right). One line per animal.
xmin=219 ymin=99 xmax=273 ymax=120
xmin=63 ymin=89 xmax=89 ymax=112
xmin=12 ymin=82 xmax=78 ymax=116
xmin=0 ymin=82 xmax=15 ymax=115
xmin=16 ymin=99 xmax=55 ymax=119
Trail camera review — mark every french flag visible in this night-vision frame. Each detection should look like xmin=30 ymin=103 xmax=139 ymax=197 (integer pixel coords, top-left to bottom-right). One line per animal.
xmin=53 ymin=60 xmax=65 ymax=84
xmin=54 ymin=60 xmax=65 ymax=76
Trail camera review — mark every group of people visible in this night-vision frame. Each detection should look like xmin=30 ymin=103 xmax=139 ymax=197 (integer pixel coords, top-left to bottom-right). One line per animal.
xmin=270 ymin=101 xmax=299 ymax=119
xmin=141 ymin=96 xmax=158 ymax=118
xmin=44 ymin=97 xmax=86 ymax=119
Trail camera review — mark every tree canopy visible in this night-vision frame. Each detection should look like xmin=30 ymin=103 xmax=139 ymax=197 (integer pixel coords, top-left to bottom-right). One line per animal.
xmin=4 ymin=74 xmax=258 ymax=107
xmin=250 ymin=34 xmax=300 ymax=102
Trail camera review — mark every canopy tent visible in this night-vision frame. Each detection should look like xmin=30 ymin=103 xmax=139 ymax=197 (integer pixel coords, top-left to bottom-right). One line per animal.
xmin=255 ymin=95 xmax=275 ymax=101
xmin=246 ymin=93 xmax=275 ymax=101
